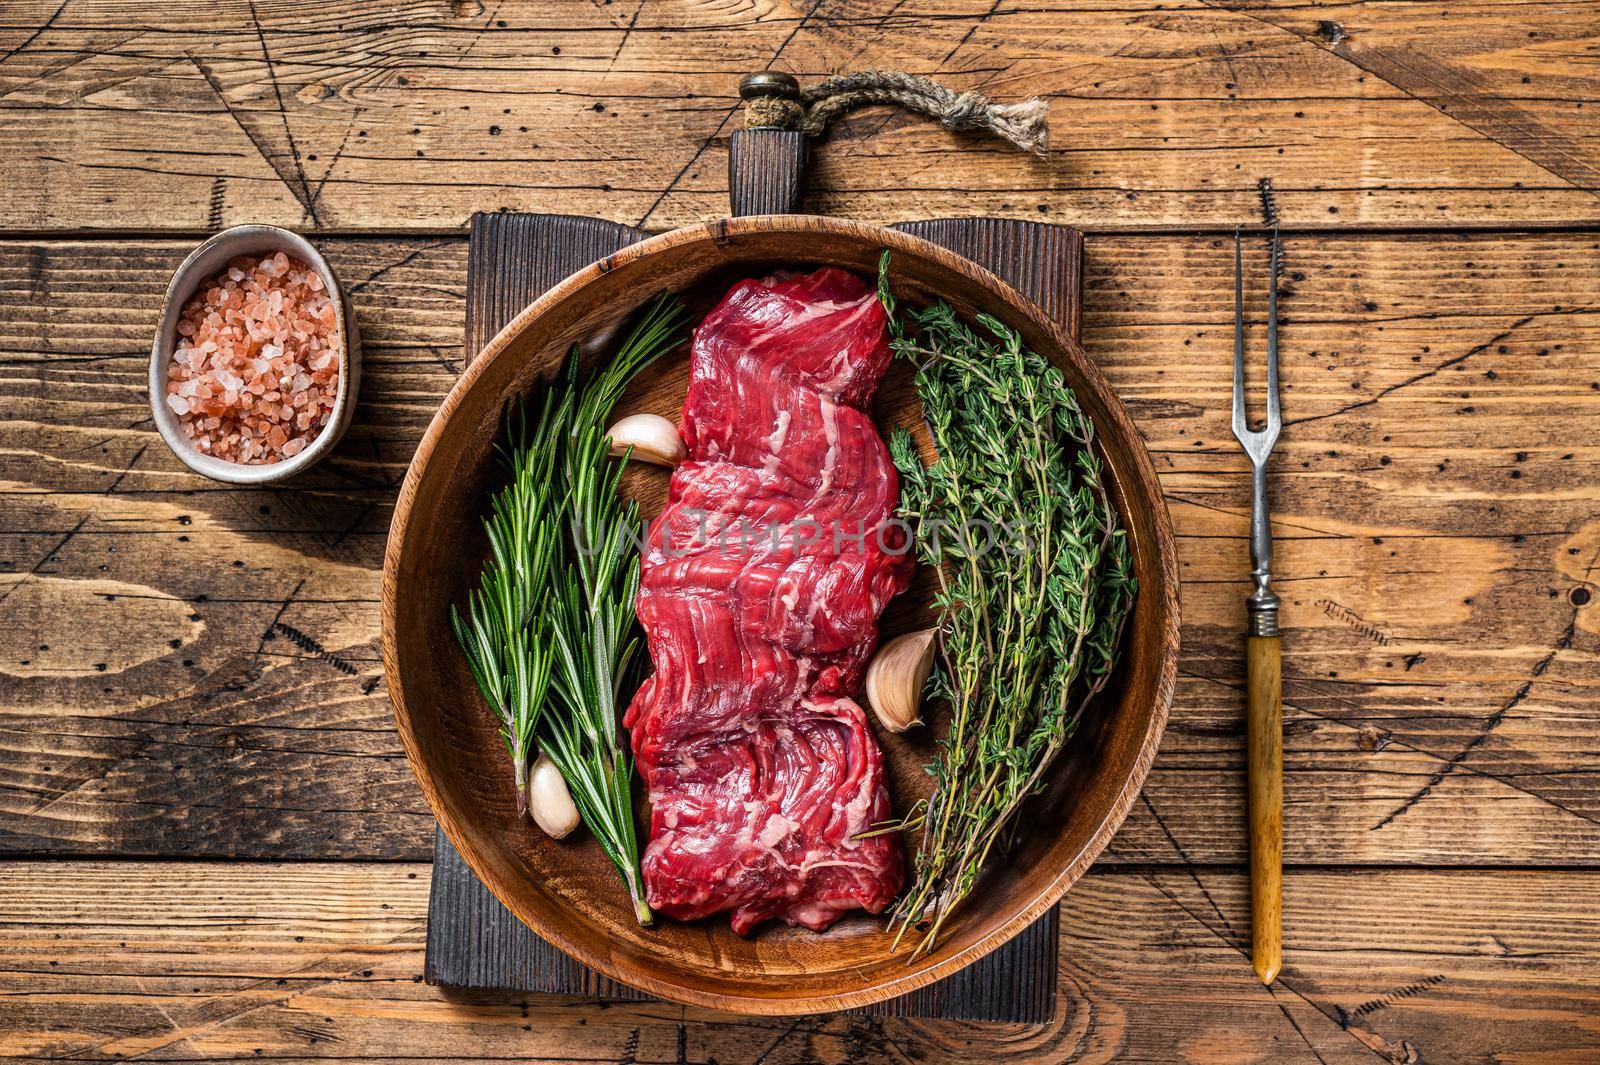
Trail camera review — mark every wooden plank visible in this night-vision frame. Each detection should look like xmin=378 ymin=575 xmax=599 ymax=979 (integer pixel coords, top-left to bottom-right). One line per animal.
xmin=424 ymin=207 xmax=1081 ymax=1021
xmin=427 ymin=209 xmax=657 ymax=1004
xmin=2 ymin=2 xmax=1598 ymax=232
xmin=427 ymin=834 xmax=1062 ymax=1021
xmin=874 ymin=214 xmax=1083 ymax=1021
xmin=4 ymin=860 xmax=1598 ymax=1062
xmin=0 ymin=237 xmax=461 ymax=859
xmin=896 ymin=216 xmax=1082 ymax=339
xmin=3 ymin=232 xmax=1598 ymax=864
xmin=728 ymin=129 xmax=809 ymax=217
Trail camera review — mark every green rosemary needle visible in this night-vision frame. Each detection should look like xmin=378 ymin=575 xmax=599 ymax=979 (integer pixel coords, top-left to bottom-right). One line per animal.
xmin=452 ymin=291 xmax=686 ymax=927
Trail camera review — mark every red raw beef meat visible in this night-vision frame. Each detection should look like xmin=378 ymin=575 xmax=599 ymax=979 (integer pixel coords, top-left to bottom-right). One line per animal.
xmin=623 ymin=267 xmax=910 ymax=934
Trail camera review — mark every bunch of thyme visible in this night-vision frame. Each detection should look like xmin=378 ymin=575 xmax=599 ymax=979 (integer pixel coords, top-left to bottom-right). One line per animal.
xmin=875 ymin=255 xmax=1135 ymax=957
xmin=451 ymin=292 xmax=685 ymax=927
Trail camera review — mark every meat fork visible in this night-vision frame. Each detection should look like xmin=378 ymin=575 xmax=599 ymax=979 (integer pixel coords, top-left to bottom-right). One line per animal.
xmin=1232 ymin=225 xmax=1283 ymax=985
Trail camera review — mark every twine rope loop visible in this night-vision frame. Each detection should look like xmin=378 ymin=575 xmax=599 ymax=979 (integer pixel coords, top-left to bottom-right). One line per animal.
xmin=741 ymin=70 xmax=1049 ymax=155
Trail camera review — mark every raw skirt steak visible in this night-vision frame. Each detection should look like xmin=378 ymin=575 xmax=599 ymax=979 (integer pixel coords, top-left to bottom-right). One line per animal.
xmin=623 ymin=267 xmax=911 ymax=933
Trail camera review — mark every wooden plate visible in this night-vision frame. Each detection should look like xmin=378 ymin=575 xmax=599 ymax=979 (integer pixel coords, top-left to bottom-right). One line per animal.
xmin=382 ymin=215 xmax=1179 ymax=1015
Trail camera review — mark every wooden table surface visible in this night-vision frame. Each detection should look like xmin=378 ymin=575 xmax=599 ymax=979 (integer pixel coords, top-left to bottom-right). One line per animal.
xmin=3 ymin=2 xmax=1598 ymax=1062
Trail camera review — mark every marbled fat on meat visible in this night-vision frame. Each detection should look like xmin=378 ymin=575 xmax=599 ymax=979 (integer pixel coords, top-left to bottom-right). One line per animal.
xmin=624 ymin=267 xmax=910 ymax=933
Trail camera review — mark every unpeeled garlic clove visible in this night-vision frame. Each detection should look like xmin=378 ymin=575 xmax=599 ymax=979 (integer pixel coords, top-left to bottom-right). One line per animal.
xmin=606 ymin=413 xmax=685 ymax=468
xmin=865 ymin=628 xmax=936 ymax=733
xmin=528 ymin=753 xmax=581 ymax=839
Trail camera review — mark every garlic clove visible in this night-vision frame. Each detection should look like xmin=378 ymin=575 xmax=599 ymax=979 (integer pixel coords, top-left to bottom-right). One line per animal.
xmin=865 ymin=628 xmax=936 ymax=733
xmin=606 ymin=412 xmax=685 ymax=468
xmin=528 ymin=753 xmax=581 ymax=839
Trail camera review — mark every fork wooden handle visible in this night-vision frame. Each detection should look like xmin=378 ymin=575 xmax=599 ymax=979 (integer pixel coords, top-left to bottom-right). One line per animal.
xmin=1247 ymin=633 xmax=1283 ymax=984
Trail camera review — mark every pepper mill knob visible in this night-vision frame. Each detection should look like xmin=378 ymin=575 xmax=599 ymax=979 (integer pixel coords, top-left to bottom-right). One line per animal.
xmin=739 ymin=72 xmax=803 ymax=130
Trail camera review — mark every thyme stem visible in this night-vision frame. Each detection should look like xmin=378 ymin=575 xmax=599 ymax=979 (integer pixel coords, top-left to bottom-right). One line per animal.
xmin=876 ymin=253 xmax=1136 ymax=958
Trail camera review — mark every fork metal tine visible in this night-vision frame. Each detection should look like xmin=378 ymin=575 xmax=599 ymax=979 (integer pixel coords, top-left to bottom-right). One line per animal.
xmin=1231 ymin=227 xmax=1281 ymax=456
xmin=1230 ymin=221 xmax=1282 ymax=630
xmin=1232 ymin=227 xmax=1247 ymax=442
xmin=1266 ymin=226 xmax=1282 ymax=433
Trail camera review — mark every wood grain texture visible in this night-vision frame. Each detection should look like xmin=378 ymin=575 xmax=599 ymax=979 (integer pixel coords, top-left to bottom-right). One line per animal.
xmin=380 ymin=214 xmax=1179 ymax=1014
xmin=5 ymin=0 xmax=1598 ymax=1053
xmin=728 ymin=129 xmax=809 ymax=216
xmin=896 ymin=218 xmax=1083 ymax=341
xmin=4 ymin=231 xmax=1598 ymax=868
xmin=429 ymin=835 xmax=1059 ymax=1023
xmin=465 ymin=214 xmax=649 ymax=357
xmin=427 ymin=209 xmax=655 ymax=1005
xmin=426 ymin=840 xmax=649 ymax=1001
xmin=2 ymin=2 xmax=1599 ymax=232
xmin=6 ymin=860 xmax=1600 ymax=1063
xmin=425 ymin=207 xmax=1086 ymax=1022
xmin=1247 ymin=633 xmax=1283 ymax=985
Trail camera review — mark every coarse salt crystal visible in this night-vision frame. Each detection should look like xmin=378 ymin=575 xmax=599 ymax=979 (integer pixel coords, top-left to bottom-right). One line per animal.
xmin=165 ymin=252 xmax=341 ymax=465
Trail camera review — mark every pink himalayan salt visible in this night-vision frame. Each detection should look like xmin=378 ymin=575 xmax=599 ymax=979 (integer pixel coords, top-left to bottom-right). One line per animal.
xmin=166 ymin=251 xmax=340 ymax=465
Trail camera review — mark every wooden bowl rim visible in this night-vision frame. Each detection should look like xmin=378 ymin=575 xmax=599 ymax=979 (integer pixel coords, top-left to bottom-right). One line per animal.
xmin=382 ymin=214 xmax=1179 ymax=1014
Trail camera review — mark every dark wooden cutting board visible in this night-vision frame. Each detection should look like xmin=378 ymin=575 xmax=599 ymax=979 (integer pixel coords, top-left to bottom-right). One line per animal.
xmin=425 ymin=128 xmax=1083 ymax=1023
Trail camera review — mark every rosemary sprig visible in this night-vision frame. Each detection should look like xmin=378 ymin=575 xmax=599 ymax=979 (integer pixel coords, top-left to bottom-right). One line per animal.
xmin=876 ymin=253 xmax=1136 ymax=958
xmin=449 ymin=388 xmax=565 ymax=819
xmin=451 ymin=292 xmax=686 ymax=927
